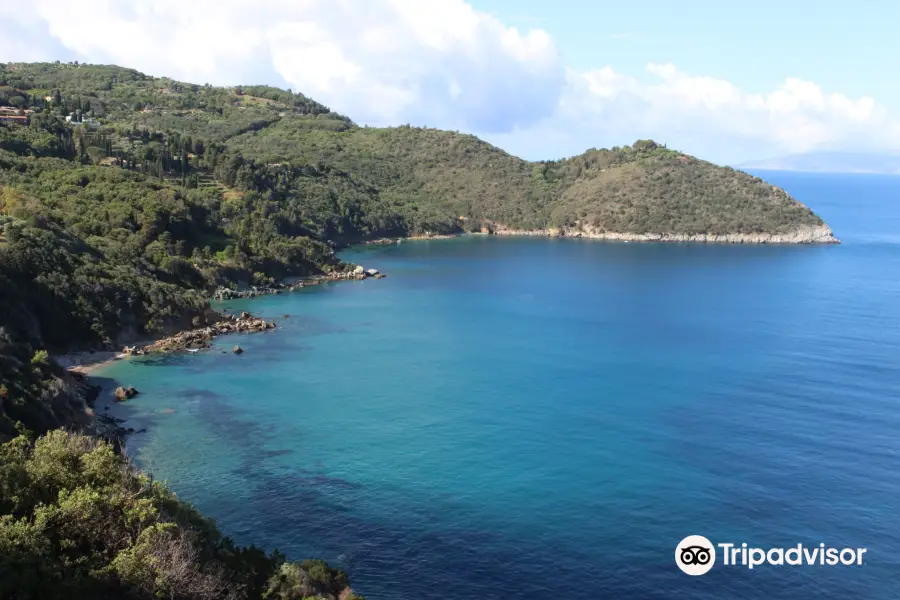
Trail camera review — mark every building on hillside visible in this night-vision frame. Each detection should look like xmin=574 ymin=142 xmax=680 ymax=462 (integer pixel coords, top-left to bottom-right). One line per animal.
xmin=0 ymin=114 xmax=28 ymax=125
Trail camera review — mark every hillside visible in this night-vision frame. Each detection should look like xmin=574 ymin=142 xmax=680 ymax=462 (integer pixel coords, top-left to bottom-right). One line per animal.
xmin=1 ymin=62 xmax=833 ymax=239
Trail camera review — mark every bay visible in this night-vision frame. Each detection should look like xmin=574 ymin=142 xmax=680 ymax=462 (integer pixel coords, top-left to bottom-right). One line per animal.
xmin=99 ymin=170 xmax=900 ymax=599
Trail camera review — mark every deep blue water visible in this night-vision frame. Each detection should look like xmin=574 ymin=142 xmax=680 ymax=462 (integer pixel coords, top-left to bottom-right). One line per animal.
xmin=100 ymin=171 xmax=900 ymax=599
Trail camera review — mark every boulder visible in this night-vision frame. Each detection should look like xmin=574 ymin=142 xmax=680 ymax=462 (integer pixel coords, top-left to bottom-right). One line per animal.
xmin=374 ymin=273 xmax=386 ymax=279
xmin=267 ymin=321 xmax=276 ymax=329
xmin=233 ymin=345 xmax=244 ymax=355
xmin=240 ymin=311 xmax=250 ymax=320
xmin=114 ymin=386 xmax=139 ymax=401
xmin=352 ymin=265 xmax=365 ymax=275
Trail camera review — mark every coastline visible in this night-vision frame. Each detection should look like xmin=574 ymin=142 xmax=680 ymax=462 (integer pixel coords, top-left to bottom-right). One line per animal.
xmin=59 ymin=266 xmax=388 ymax=374
xmin=354 ymin=224 xmax=840 ymax=246
xmin=358 ymin=233 xmax=461 ymax=246
xmin=488 ymin=224 xmax=840 ymax=244
xmin=55 ymin=219 xmax=836 ymax=382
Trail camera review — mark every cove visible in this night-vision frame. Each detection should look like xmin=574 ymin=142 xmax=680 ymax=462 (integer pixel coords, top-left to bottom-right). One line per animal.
xmin=97 ymin=171 xmax=900 ymax=600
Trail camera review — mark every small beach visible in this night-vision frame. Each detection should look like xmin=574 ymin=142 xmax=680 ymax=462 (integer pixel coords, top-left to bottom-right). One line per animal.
xmin=54 ymin=351 xmax=127 ymax=375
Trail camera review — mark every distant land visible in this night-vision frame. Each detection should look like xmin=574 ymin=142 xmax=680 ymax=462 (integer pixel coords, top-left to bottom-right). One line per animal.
xmin=738 ymin=151 xmax=900 ymax=174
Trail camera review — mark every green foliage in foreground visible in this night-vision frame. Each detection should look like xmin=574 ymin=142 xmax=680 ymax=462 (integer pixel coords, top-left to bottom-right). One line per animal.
xmin=0 ymin=430 xmax=362 ymax=600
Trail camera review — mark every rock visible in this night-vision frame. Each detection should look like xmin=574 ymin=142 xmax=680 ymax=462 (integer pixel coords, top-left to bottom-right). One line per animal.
xmin=240 ymin=311 xmax=250 ymax=320
xmin=233 ymin=345 xmax=244 ymax=354
xmin=267 ymin=321 xmax=276 ymax=329
xmin=374 ymin=273 xmax=386 ymax=279
xmin=352 ymin=265 xmax=365 ymax=275
xmin=113 ymin=386 xmax=138 ymax=401
xmin=365 ymin=268 xmax=379 ymax=276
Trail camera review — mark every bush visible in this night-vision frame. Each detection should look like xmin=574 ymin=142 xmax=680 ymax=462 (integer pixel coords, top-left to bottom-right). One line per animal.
xmin=0 ymin=431 xmax=356 ymax=600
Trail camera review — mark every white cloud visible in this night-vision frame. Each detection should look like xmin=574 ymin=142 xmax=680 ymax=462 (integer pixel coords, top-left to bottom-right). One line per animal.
xmin=487 ymin=64 xmax=900 ymax=164
xmin=2 ymin=0 xmax=899 ymax=163
xmin=0 ymin=0 xmax=563 ymax=133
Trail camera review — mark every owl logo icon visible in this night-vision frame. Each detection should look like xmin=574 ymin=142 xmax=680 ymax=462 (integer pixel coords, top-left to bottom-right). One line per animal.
xmin=676 ymin=535 xmax=716 ymax=575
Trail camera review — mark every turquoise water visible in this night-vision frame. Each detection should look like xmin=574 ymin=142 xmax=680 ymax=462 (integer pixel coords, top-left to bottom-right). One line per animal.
xmin=99 ymin=171 xmax=900 ymax=599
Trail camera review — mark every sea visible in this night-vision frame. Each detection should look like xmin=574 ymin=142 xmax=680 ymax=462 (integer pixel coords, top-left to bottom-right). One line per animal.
xmin=97 ymin=171 xmax=900 ymax=600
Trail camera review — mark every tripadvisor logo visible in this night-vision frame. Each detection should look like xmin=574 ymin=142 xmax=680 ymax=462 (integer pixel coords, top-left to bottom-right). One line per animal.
xmin=676 ymin=535 xmax=716 ymax=575
xmin=675 ymin=535 xmax=868 ymax=575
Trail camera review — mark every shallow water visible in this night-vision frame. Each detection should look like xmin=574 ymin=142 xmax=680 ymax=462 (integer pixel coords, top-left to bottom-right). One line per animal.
xmin=100 ymin=171 xmax=900 ymax=599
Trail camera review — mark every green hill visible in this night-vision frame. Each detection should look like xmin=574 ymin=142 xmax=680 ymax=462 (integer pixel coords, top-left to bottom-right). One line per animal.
xmin=1 ymin=61 xmax=833 ymax=240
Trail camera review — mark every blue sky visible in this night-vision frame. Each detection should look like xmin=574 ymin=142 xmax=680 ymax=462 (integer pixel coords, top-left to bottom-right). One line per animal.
xmin=2 ymin=0 xmax=897 ymax=164
xmin=476 ymin=0 xmax=900 ymax=111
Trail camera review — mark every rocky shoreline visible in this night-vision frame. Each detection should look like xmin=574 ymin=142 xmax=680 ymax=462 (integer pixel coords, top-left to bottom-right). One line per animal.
xmin=71 ymin=266 xmax=389 ymax=445
xmin=211 ymin=266 xmax=384 ymax=301
xmin=105 ymin=264 xmax=390 ymax=359
xmin=360 ymin=233 xmax=461 ymax=246
xmin=123 ymin=311 xmax=276 ymax=355
xmin=487 ymin=224 xmax=840 ymax=244
xmin=354 ymin=224 xmax=840 ymax=247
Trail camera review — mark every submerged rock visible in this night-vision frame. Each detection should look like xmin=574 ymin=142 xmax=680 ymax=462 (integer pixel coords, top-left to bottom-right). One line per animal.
xmin=233 ymin=345 xmax=244 ymax=355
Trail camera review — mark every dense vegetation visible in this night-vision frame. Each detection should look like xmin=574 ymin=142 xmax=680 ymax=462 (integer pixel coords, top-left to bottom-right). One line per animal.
xmin=0 ymin=61 xmax=832 ymax=599
xmin=0 ymin=430 xmax=360 ymax=600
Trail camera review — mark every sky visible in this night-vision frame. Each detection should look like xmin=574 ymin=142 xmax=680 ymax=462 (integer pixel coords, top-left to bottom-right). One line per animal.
xmin=1 ymin=0 xmax=897 ymax=165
